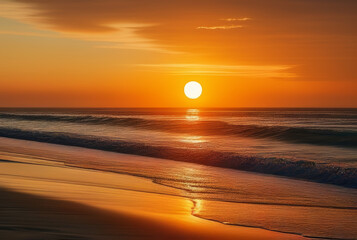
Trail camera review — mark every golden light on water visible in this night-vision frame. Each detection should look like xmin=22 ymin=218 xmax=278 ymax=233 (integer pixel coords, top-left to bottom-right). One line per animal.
xmin=182 ymin=109 xmax=205 ymax=144
xmin=186 ymin=109 xmax=200 ymax=121
xmin=191 ymin=200 xmax=202 ymax=215
xmin=180 ymin=136 xmax=205 ymax=144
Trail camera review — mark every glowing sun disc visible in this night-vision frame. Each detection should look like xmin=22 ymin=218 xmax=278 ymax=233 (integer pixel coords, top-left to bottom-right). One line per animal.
xmin=184 ymin=81 xmax=202 ymax=99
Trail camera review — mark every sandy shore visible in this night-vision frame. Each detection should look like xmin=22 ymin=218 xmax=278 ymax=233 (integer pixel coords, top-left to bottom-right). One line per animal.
xmin=0 ymin=149 xmax=307 ymax=240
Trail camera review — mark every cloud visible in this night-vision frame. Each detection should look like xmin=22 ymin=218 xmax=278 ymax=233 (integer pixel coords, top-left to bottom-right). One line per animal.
xmin=0 ymin=0 xmax=356 ymax=83
xmin=196 ymin=25 xmax=243 ymax=30
xmin=60 ymin=23 xmax=180 ymax=53
xmin=139 ymin=64 xmax=297 ymax=78
xmin=0 ymin=0 xmax=41 ymax=22
xmin=0 ymin=30 xmax=56 ymax=38
xmin=0 ymin=0 xmax=179 ymax=53
xmin=221 ymin=18 xmax=251 ymax=21
xmin=197 ymin=17 xmax=250 ymax=30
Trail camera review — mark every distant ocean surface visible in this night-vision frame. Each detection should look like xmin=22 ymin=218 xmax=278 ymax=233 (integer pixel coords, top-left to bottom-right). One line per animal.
xmin=0 ymin=108 xmax=357 ymax=239
xmin=0 ymin=108 xmax=356 ymax=187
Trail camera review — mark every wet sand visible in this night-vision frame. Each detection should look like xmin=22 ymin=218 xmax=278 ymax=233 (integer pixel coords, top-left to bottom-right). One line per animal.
xmin=0 ymin=154 xmax=307 ymax=240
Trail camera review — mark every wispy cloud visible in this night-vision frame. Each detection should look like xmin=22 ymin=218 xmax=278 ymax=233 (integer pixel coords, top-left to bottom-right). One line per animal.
xmin=60 ymin=23 xmax=181 ymax=53
xmin=0 ymin=1 xmax=41 ymax=22
xmin=0 ymin=1 xmax=178 ymax=53
xmin=221 ymin=17 xmax=251 ymax=21
xmin=139 ymin=64 xmax=297 ymax=78
xmin=197 ymin=17 xmax=251 ymax=30
xmin=0 ymin=23 xmax=179 ymax=53
xmin=196 ymin=25 xmax=243 ymax=30
xmin=0 ymin=30 xmax=57 ymax=38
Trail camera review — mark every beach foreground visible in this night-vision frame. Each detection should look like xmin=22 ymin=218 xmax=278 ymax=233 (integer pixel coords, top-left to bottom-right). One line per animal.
xmin=0 ymin=146 xmax=307 ymax=240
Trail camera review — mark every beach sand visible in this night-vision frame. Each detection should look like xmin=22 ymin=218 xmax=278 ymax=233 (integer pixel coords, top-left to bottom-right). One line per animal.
xmin=0 ymin=140 xmax=307 ymax=240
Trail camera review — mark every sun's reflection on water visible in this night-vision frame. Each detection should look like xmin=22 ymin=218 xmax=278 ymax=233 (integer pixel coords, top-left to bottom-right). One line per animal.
xmin=180 ymin=135 xmax=205 ymax=144
xmin=191 ymin=199 xmax=202 ymax=215
xmin=185 ymin=109 xmax=200 ymax=121
xmin=180 ymin=109 xmax=206 ymax=145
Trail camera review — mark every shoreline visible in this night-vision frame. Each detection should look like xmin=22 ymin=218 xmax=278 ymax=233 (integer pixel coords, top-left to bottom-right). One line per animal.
xmin=0 ymin=156 xmax=307 ymax=240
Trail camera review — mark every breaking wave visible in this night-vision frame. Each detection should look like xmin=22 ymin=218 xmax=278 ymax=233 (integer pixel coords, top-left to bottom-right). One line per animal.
xmin=0 ymin=113 xmax=356 ymax=148
xmin=0 ymin=127 xmax=355 ymax=188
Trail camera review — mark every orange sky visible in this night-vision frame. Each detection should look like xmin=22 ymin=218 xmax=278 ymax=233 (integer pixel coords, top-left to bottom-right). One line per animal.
xmin=0 ymin=0 xmax=356 ymax=107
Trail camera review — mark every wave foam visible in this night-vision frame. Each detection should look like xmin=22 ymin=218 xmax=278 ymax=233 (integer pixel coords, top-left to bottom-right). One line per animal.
xmin=0 ymin=127 xmax=355 ymax=188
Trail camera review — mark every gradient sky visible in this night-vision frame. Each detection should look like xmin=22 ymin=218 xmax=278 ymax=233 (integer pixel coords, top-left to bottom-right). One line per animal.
xmin=0 ymin=0 xmax=356 ymax=107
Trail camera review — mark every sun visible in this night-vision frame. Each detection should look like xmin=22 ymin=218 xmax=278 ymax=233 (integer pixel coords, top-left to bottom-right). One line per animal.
xmin=184 ymin=81 xmax=202 ymax=99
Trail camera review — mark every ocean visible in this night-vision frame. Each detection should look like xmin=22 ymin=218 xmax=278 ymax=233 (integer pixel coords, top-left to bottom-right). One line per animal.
xmin=0 ymin=108 xmax=356 ymax=239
